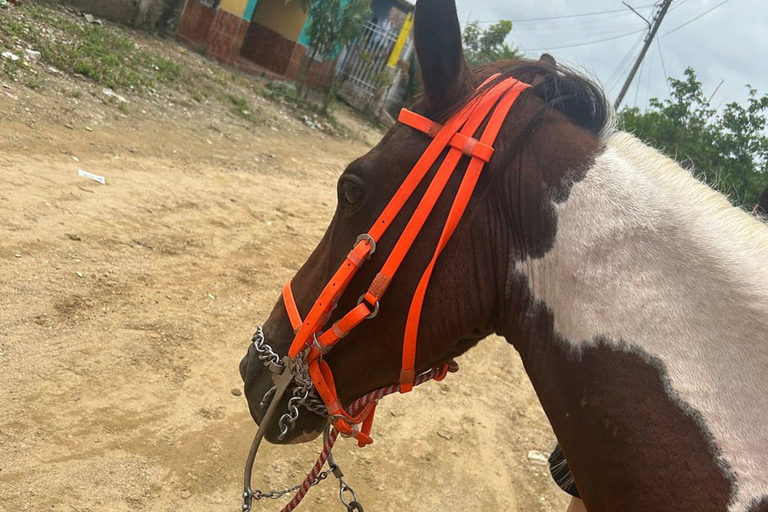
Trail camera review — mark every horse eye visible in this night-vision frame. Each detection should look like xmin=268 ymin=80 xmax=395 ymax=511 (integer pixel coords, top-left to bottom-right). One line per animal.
xmin=342 ymin=182 xmax=363 ymax=206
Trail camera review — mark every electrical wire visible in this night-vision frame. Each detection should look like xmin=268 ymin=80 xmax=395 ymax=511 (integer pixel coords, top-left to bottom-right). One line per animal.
xmin=520 ymin=27 xmax=647 ymax=52
xmin=669 ymin=0 xmax=692 ymax=11
xmin=463 ymin=3 xmax=655 ymax=24
xmin=656 ymin=38 xmax=672 ymax=96
xmin=662 ymin=0 xmax=735 ymax=37
xmin=634 ymin=51 xmax=646 ymax=107
xmin=645 ymin=41 xmax=655 ymax=108
xmin=606 ymin=32 xmax=645 ymax=92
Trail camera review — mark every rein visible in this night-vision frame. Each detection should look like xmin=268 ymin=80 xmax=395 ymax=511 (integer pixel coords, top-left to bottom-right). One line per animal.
xmin=242 ymin=76 xmax=531 ymax=511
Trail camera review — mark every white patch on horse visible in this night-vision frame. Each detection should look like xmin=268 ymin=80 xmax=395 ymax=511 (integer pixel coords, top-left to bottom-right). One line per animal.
xmin=517 ymin=132 xmax=768 ymax=512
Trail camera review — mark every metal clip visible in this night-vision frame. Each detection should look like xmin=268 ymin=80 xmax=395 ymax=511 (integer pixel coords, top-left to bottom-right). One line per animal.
xmin=356 ymin=295 xmax=380 ymax=319
xmin=339 ymin=478 xmax=361 ymax=511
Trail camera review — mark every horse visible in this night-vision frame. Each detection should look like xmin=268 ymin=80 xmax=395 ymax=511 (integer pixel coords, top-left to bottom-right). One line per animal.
xmin=239 ymin=0 xmax=768 ymax=510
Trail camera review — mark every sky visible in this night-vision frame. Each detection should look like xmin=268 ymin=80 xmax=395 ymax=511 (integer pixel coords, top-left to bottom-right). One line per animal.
xmin=452 ymin=0 xmax=768 ymax=110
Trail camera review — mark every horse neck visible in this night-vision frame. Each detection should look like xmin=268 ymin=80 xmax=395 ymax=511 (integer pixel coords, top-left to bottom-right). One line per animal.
xmin=501 ymin=131 xmax=768 ymax=511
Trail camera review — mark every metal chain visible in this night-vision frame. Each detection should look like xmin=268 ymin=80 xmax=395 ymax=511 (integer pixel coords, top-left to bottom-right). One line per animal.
xmin=252 ymin=466 xmax=334 ymax=501
xmin=294 ymin=356 xmax=329 ymax=416
xmin=278 ymin=386 xmax=311 ymax=440
xmin=247 ymin=327 xmax=362 ymax=510
xmin=251 ymin=327 xmax=283 ymax=369
xmin=251 ymin=327 xmax=327 ymax=425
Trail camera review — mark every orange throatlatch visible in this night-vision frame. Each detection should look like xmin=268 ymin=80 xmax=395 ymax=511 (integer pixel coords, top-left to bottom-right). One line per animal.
xmin=282 ymin=76 xmax=531 ymax=447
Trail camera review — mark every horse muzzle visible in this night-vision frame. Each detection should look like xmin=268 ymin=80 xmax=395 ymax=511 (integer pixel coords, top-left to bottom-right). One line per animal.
xmin=239 ymin=331 xmax=326 ymax=444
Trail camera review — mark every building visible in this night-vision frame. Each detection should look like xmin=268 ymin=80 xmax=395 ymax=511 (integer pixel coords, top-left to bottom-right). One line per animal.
xmin=176 ymin=0 xmax=414 ymax=97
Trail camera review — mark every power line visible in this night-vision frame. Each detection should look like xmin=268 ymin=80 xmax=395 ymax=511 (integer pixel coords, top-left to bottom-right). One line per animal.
xmin=662 ymin=0 xmax=734 ymax=37
xmin=656 ymin=38 xmax=672 ymax=96
xmin=607 ymin=33 xmax=645 ymax=92
xmin=462 ymin=4 xmax=655 ymax=24
xmin=521 ymin=27 xmax=647 ymax=52
xmin=512 ymin=21 xmax=644 ymax=33
xmin=669 ymin=0 xmax=692 ymax=10
xmin=645 ymin=41 xmax=655 ymax=107
xmin=615 ymin=0 xmax=674 ymax=109
xmin=634 ymin=52 xmax=646 ymax=107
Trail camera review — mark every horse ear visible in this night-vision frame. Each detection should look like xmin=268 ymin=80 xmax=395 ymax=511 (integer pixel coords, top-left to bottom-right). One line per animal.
xmin=539 ymin=53 xmax=557 ymax=67
xmin=413 ymin=0 xmax=471 ymax=112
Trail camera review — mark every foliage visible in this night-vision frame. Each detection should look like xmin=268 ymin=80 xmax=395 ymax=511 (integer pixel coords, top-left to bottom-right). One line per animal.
xmin=295 ymin=0 xmax=371 ymax=111
xmin=620 ymin=68 xmax=768 ymax=206
xmin=297 ymin=0 xmax=370 ymax=60
xmin=260 ymin=80 xmax=349 ymax=137
xmin=0 ymin=3 xmax=181 ymax=90
xmin=462 ymin=20 xmax=519 ymax=68
xmin=227 ymin=94 xmax=259 ymax=123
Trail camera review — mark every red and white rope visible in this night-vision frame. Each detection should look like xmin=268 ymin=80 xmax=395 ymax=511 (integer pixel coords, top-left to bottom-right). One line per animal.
xmin=279 ymin=361 xmax=459 ymax=512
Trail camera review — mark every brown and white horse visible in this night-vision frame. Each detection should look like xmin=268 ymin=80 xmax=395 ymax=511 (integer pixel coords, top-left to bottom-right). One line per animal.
xmin=239 ymin=0 xmax=768 ymax=510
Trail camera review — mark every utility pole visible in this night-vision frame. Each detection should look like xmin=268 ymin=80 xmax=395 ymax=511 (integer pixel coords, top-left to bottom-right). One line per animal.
xmin=614 ymin=0 xmax=673 ymax=109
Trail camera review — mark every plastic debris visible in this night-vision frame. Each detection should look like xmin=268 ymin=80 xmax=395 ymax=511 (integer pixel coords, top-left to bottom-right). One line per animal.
xmin=1 ymin=51 xmax=19 ymax=62
xmin=83 ymin=13 xmax=103 ymax=25
xmin=102 ymin=87 xmax=128 ymax=103
xmin=24 ymin=49 xmax=40 ymax=62
xmin=527 ymin=450 xmax=549 ymax=466
xmin=78 ymin=169 xmax=106 ymax=185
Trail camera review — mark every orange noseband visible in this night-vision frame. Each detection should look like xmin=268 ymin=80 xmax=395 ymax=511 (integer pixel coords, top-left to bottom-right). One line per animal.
xmin=282 ymin=76 xmax=531 ymax=446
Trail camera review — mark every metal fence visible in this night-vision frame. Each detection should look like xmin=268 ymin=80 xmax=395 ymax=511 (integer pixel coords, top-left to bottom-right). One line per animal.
xmin=336 ymin=20 xmax=406 ymax=114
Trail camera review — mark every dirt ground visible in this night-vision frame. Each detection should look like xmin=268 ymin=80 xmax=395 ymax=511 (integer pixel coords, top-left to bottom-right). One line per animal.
xmin=0 ymin=16 xmax=569 ymax=512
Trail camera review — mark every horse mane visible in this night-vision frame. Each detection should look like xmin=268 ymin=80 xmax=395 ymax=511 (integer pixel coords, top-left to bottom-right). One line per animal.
xmin=756 ymin=186 xmax=768 ymax=216
xmin=609 ymin=131 xmax=768 ymax=260
xmin=482 ymin=59 xmax=614 ymax=139
xmin=425 ymin=58 xmax=614 ymax=141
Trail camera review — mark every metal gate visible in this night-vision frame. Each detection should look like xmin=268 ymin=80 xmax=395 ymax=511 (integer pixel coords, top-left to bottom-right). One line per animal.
xmin=337 ymin=20 xmax=411 ymax=115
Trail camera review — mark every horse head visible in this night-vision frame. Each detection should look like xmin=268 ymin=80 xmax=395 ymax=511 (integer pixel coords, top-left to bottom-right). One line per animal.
xmin=239 ymin=0 xmax=608 ymax=444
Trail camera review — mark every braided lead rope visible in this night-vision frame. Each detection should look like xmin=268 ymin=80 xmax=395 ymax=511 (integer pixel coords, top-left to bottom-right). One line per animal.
xmin=347 ymin=361 xmax=459 ymax=415
xmin=279 ymin=361 xmax=459 ymax=512
xmin=280 ymin=427 xmax=339 ymax=512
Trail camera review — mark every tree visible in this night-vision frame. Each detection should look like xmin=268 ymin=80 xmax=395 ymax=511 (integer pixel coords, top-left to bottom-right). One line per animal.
xmin=296 ymin=0 xmax=371 ymax=112
xmin=462 ymin=20 xmax=519 ymax=68
xmin=620 ymin=68 xmax=768 ymax=206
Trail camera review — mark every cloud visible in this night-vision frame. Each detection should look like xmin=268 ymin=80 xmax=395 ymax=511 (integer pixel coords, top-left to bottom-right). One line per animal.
xmin=453 ymin=0 xmax=768 ymax=107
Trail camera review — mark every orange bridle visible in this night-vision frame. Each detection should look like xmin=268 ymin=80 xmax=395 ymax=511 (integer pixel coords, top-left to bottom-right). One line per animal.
xmin=281 ymin=76 xmax=531 ymax=447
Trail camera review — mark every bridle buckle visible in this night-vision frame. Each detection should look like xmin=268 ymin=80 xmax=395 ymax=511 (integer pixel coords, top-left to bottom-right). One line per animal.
xmin=354 ymin=233 xmax=376 ymax=259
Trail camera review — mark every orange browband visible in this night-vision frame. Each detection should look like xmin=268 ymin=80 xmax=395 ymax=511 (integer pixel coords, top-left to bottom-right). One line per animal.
xmin=282 ymin=76 xmax=531 ymax=446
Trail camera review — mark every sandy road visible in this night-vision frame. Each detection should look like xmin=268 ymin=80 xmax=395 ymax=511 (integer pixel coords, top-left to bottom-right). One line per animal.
xmin=0 ymin=51 xmax=568 ymax=512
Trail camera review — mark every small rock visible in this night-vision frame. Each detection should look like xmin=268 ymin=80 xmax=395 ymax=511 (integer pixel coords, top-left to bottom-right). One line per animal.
xmin=231 ymin=388 xmax=242 ymax=396
xmin=84 ymin=126 xmax=93 ymax=132
xmin=527 ymin=449 xmax=549 ymax=466
xmin=436 ymin=429 xmax=452 ymax=441
xmin=65 ymin=233 xmax=82 ymax=241
xmin=180 ymin=489 xmax=192 ymax=499
xmin=76 ymin=271 xmax=84 ymax=278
